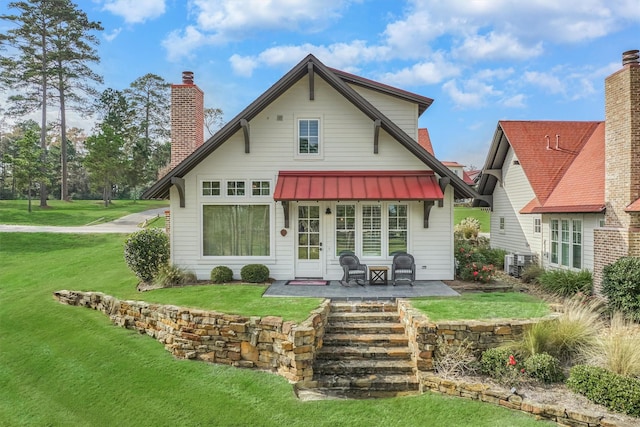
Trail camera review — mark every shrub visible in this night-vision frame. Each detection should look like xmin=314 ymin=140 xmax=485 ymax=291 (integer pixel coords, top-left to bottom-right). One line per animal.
xmin=153 ymin=263 xmax=197 ymax=288
xmin=434 ymin=337 xmax=479 ymax=378
xmin=537 ymin=269 xmax=593 ymax=297
xmin=479 ymin=247 xmax=508 ymax=270
xmin=567 ymin=365 xmax=640 ymax=417
xmin=518 ymin=320 xmax=557 ymax=358
xmin=240 ymin=264 xmax=270 ymax=283
xmin=585 ymin=312 xmax=640 ymax=377
xmin=454 ymin=217 xmax=481 ymax=240
xmin=520 ymin=264 xmax=545 ymax=284
xmin=602 ymin=257 xmax=640 ymax=321
xmin=210 ymin=266 xmax=233 ymax=283
xmin=522 ymin=353 xmax=564 ymax=383
xmin=454 ymin=240 xmax=495 ymax=283
xmin=124 ymin=228 xmax=169 ymax=283
xmin=480 ymin=347 xmax=524 ymax=385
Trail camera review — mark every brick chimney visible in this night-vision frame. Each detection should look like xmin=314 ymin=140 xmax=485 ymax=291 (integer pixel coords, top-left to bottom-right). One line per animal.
xmin=594 ymin=49 xmax=640 ymax=290
xmin=170 ymin=71 xmax=204 ymax=169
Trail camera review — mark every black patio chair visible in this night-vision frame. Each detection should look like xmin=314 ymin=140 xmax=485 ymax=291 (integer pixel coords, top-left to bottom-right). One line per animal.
xmin=392 ymin=252 xmax=415 ymax=286
xmin=339 ymin=253 xmax=367 ymax=286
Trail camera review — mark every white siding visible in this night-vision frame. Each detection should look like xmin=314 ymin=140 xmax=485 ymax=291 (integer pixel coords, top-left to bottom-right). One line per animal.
xmin=490 ymin=148 xmax=541 ymax=258
xmin=169 ymin=76 xmax=454 ymax=280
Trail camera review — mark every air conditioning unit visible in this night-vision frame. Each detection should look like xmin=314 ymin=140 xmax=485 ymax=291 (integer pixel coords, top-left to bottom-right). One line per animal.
xmin=516 ymin=254 xmax=535 ymax=267
xmin=504 ymin=254 xmax=514 ymax=273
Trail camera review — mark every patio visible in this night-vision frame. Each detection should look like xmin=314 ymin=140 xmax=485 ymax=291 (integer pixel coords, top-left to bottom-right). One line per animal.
xmin=263 ymin=280 xmax=459 ymax=299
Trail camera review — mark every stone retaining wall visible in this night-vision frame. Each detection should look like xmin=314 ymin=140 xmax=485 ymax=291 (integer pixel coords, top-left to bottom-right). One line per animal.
xmin=396 ymin=299 xmax=559 ymax=372
xmin=53 ymin=290 xmax=330 ymax=382
xmin=421 ymin=374 xmax=625 ymax=427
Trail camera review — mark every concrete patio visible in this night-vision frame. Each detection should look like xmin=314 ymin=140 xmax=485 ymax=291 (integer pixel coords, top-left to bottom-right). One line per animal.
xmin=263 ymin=280 xmax=459 ymax=299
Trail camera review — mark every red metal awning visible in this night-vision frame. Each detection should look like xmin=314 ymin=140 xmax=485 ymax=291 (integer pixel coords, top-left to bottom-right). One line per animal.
xmin=273 ymin=170 xmax=444 ymax=201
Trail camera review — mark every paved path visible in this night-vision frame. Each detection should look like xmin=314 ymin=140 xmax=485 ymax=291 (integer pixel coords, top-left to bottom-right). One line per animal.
xmin=0 ymin=208 xmax=167 ymax=234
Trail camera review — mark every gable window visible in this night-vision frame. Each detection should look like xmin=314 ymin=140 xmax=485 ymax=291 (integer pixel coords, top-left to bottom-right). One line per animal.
xmin=227 ymin=181 xmax=245 ymax=196
xmin=252 ymin=181 xmax=270 ymax=196
xmin=298 ymin=119 xmax=319 ymax=154
xmin=203 ymin=205 xmax=270 ymax=256
xmin=499 ymin=217 xmax=505 ymax=231
xmin=388 ymin=204 xmax=408 ymax=254
xmin=534 ymin=218 xmax=541 ymax=233
xmin=202 ymin=181 xmax=220 ymax=196
xmin=550 ymin=218 xmax=582 ymax=269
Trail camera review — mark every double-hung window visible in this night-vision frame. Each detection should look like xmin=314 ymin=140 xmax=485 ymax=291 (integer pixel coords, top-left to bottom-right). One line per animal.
xmin=298 ymin=119 xmax=319 ymax=155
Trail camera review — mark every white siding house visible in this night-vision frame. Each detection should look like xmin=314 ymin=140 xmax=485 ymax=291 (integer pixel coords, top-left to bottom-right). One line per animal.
xmin=144 ymin=55 xmax=477 ymax=281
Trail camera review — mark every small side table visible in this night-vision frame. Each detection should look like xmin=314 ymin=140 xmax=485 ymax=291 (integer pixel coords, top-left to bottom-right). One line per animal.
xmin=369 ymin=266 xmax=389 ymax=285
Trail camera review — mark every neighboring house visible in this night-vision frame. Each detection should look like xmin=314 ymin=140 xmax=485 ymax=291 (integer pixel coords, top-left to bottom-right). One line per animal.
xmin=474 ymin=120 xmax=605 ymax=272
xmin=418 ymin=128 xmax=476 ymax=186
xmin=475 ymin=49 xmax=640 ymax=290
xmin=143 ymin=54 xmax=477 ymax=281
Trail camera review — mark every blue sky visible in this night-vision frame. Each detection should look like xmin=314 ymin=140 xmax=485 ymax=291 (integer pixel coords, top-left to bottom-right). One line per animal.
xmin=1 ymin=0 xmax=639 ymax=168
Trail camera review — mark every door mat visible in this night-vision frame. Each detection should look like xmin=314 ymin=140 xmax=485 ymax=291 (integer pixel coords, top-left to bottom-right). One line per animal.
xmin=285 ymin=280 xmax=329 ymax=286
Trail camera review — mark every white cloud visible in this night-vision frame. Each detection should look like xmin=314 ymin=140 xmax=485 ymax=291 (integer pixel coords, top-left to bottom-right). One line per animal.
xmin=103 ymin=27 xmax=122 ymax=42
xmin=454 ymin=32 xmax=543 ymax=61
xmin=442 ymin=79 xmax=500 ymax=109
xmin=229 ymin=54 xmax=259 ymax=77
xmin=162 ymin=26 xmax=220 ymax=62
xmin=192 ymin=0 xmax=352 ymax=35
xmin=501 ymin=94 xmax=526 ymax=108
xmin=101 ymin=0 xmax=166 ymax=24
xmin=524 ymin=71 xmax=565 ymax=94
xmin=381 ymin=54 xmax=460 ymax=86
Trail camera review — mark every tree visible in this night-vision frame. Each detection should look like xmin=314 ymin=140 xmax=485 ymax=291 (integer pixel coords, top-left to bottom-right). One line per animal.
xmin=11 ymin=122 xmax=47 ymax=211
xmin=48 ymin=0 xmax=103 ymax=201
xmin=83 ymin=124 xmax=124 ymax=207
xmin=125 ymin=74 xmax=170 ymax=182
xmin=204 ymin=107 xmax=224 ymax=137
xmin=1 ymin=0 xmax=59 ymax=207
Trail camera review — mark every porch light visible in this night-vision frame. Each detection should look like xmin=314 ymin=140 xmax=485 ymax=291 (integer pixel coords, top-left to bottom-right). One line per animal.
xmin=325 ymin=207 xmax=332 ymax=215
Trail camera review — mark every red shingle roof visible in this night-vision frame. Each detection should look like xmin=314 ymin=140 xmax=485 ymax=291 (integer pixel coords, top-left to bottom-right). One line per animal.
xmin=499 ymin=121 xmax=605 ymax=213
xmin=418 ymin=128 xmax=435 ymax=155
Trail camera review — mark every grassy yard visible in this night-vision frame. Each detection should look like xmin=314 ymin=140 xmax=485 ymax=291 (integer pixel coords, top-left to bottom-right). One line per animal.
xmin=0 ymin=199 xmax=169 ymax=226
xmin=0 ymin=232 xmax=550 ymax=426
xmin=454 ymin=206 xmax=490 ymax=233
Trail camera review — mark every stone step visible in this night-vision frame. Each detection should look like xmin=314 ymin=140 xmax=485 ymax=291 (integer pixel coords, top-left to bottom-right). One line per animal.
xmin=314 ymin=359 xmax=415 ymax=375
xmin=315 ymin=345 xmax=412 ymax=360
xmin=326 ymin=321 xmax=406 ymax=335
xmin=322 ymin=333 xmax=409 ymax=347
xmin=327 ymin=311 xmax=400 ymax=323
xmin=330 ymin=301 xmax=397 ymax=313
xmin=309 ymin=374 xmax=420 ymax=398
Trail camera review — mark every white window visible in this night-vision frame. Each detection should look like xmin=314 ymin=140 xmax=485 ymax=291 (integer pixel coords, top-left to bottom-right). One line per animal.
xmin=550 ymin=218 xmax=582 ymax=269
xmin=298 ymin=119 xmax=319 ymax=155
xmin=202 ymin=181 xmax=220 ymax=196
xmin=251 ymin=181 xmax=270 ymax=196
xmin=334 ymin=203 xmax=407 ymax=258
xmin=499 ymin=217 xmax=505 ymax=231
xmin=227 ymin=181 xmax=245 ymax=196
xmin=534 ymin=218 xmax=541 ymax=233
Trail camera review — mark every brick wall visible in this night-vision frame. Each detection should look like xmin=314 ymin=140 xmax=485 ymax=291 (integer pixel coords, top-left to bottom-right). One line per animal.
xmin=594 ymin=50 xmax=640 ymax=290
xmin=170 ymin=75 xmax=204 ymax=170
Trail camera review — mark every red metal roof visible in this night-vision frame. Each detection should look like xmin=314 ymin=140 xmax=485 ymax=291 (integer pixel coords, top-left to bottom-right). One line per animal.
xmin=273 ymin=170 xmax=444 ymax=201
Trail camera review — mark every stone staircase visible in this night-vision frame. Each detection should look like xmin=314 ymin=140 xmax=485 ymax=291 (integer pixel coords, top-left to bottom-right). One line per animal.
xmin=300 ymin=300 xmax=419 ymax=399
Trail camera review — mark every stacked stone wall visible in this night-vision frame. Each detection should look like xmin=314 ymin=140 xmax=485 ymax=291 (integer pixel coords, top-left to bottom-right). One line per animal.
xmin=53 ymin=290 xmax=330 ymax=382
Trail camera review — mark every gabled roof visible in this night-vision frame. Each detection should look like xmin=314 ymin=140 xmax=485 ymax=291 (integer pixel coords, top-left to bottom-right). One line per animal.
xmin=418 ymin=128 xmax=475 ymax=185
xmin=143 ymin=54 xmax=477 ymax=200
xmin=475 ymin=120 xmax=604 ymax=213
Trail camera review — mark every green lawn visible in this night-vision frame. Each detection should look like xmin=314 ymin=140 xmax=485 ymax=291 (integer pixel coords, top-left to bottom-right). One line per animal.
xmin=0 ymin=232 xmax=550 ymax=426
xmin=412 ymin=292 xmax=550 ymax=322
xmin=0 ymin=199 xmax=169 ymax=226
xmin=454 ymin=206 xmax=490 ymax=233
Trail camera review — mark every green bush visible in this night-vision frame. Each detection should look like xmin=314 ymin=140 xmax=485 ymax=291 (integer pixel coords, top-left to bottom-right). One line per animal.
xmin=454 ymin=217 xmax=481 ymax=240
xmin=153 ymin=263 xmax=197 ymax=287
xmin=480 ymin=347 xmax=524 ymax=384
xmin=602 ymin=257 xmax=640 ymax=321
xmin=567 ymin=365 xmax=640 ymax=417
xmin=537 ymin=269 xmax=593 ymax=297
xmin=520 ymin=264 xmax=545 ymax=284
xmin=240 ymin=264 xmax=270 ymax=283
xmin=210 ymin=266 xmax=233 ymax=283
xmin=123 ymin=228 xmax=169 ymax=283
xmin=479 ymin=247 xmax=508 ymax=270
xmin=454 ymin=240 xmax=495 ymax=283
xmin=522 ymin=353 xmax=564 ymax=383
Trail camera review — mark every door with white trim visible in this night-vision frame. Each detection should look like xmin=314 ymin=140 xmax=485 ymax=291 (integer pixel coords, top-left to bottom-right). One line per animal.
xmin=295 ymin=204 xmax=323 ymax=278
